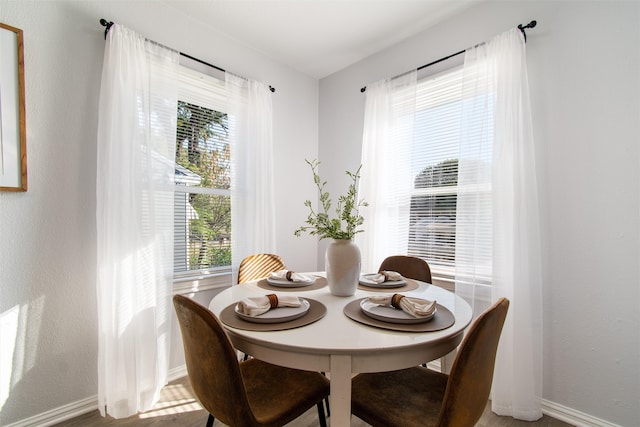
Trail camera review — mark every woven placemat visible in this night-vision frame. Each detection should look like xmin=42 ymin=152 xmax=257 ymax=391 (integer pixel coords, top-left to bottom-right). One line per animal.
xmin=220 ymin=298 xmax=327 ymax=331
xmin=343 ymin=298 xmax=454 ymax=332
xmin=256 ymin=276 xmax=328 ymax=292
xmin=357 ymin=278 xmax=419 ymax=292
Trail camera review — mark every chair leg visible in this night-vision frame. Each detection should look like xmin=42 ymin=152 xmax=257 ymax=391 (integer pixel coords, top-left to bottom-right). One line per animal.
xmin=316 ymin=401 xmax=327 ymax=427
xmin=321 ymin=372 xmax=330 ymax=417
xmin=205 ymin=413 xmax=214 ymax=427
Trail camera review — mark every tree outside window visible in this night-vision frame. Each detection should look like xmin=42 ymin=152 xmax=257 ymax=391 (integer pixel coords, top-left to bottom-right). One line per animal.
xmin=408 ymin=158 xmax=458 ymax=269
xmin=174 ymin=101 xmax=231 ymax=273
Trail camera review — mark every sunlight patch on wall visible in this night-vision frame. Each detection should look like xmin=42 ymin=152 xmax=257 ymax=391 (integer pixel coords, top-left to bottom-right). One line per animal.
xmin=0 ymin=305 xmax=19 ymax=411
xmin=14 ymin=295 xmax=44 ymax=381
xmin=0 ymin=295 xmax=45 ymax=413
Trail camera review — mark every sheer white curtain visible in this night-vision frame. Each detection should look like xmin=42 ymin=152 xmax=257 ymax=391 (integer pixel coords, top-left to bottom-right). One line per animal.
xmin=226 ymin=73 xmax=276 ymax=281
xmin=457 ymin=28 xmax=542 ymax=420
xmin=96 ymin=24 xmax=179 ymax=418
xmin=357 ymin=72 xmax=417 ymax=273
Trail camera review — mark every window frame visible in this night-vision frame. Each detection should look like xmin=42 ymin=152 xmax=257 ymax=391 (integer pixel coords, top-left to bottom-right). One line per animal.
xmin=406 ymin=61 xmax=494 ymax=289
xmin=172 ymin=63 xmax=233 ymax=290
xmin=407 ymin=65 xmax=464 ymax=284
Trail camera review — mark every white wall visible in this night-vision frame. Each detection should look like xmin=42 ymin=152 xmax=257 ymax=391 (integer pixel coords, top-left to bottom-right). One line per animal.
xmin=0 ymin=1 xmax=318 ymax=425
xmin=319 ymin=1 xmax=639 ymax=426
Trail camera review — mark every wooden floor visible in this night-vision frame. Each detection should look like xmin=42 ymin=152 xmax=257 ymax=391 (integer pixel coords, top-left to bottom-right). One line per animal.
xmin=54 ymin=376 xmax=574 ymax=427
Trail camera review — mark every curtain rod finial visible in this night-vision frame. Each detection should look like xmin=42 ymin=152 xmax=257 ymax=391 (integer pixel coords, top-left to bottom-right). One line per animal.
xmin=100 ymin=18 xmax=114 ymax=40
xmin=518 ymin=20 xmax=537 ymax=31
xmin=518 ymin=19 xmax=537 ymax=42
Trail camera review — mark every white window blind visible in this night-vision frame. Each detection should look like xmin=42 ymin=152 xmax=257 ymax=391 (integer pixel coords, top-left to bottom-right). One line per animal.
xmin=405 ymin=65 xmax=491 ymax=283
xmin=173 ymin=65 xmax=232 ymax=275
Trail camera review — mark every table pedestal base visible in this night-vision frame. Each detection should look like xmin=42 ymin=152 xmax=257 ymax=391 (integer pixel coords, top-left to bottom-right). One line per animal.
xmin=330 ymin=354 xmax=352 ymax=426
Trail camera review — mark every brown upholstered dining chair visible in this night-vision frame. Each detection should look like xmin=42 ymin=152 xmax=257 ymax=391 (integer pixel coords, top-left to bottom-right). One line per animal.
xmin=237 ymin=253 xmax=331 ymax=415
xmin=173 ymin=294 xmax=329 ymax=427
xmin=379 ymin=255 xmax=432 ymax=283
xmin=237 ymin=253 xmax=286 ymax=284
xmin=351 ymin=297 xmax=510 ymax=427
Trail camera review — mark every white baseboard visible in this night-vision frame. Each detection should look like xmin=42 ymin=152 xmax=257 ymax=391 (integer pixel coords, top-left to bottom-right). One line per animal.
xmin=542 ymin=399 xmax=623 ymax=427
xmin=4 ymin=366 xmax=189 ymax=427
xmin=5 ymin=366 xmax=623 ymax=427
xmin=4 ymin=394 xmax=98 ymax=427
xmin=167 ymin=365 xmax=188 ymax=382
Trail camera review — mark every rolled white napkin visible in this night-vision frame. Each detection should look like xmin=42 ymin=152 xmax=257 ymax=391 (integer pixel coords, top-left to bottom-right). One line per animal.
xmin=368 ymin=270 xmax=404 ymax=284
xmin=269 ymin=269 xmax=315 ymax=283
xmin=236 ymin=294 xmax=302 ymax=317
xmin=367 ymin=294 xmax=437 ymax=318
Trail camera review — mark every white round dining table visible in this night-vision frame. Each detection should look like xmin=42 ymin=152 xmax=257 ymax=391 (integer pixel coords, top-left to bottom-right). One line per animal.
xmin=209 ymin=273 xmax=472 ymax=426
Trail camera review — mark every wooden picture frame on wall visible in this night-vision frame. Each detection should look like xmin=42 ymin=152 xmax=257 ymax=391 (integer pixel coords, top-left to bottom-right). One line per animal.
xmin=0 ymin=22 xmax=27 ymax=192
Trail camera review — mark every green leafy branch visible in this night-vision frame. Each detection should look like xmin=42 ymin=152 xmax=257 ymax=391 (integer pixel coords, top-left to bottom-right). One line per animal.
xmin=294 ymin=159 xmax=368 ymax=240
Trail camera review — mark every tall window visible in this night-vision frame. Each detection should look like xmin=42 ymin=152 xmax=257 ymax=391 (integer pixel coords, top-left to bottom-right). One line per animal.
xmin=407 ymin=65 xmax=491 ymax=282
xmin=174 ymin=66 xmax=232 ymax=277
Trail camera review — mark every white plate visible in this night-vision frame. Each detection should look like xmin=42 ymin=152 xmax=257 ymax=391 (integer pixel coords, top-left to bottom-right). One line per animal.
xmin=235 ymin=298 xmax=311 ymax=323
xmin=360 ymin=298 xmax=436 ymax=324
xmin=266 ymin=276 xmax=316 ymax=287
xmin=359 ymin=273 xmax=407 ymax=288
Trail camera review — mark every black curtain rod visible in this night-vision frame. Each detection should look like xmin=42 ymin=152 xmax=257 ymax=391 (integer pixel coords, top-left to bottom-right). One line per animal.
xmin=360 ymin=20 xmax=537 ymax=93
xmin=99 ymin=19 xmax=276 ymax=93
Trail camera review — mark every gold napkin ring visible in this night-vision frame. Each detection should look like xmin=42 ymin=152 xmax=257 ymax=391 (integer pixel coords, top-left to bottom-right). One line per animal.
xmin=266 ymin=294 xmax=279 ymax=309
xmin=391 ymin=294 xmax=405 ymax=309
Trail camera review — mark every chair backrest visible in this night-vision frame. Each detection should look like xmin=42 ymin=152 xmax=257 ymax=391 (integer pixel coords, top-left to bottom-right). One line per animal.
xmin=437 ymin=297 xmax=510 ymax=427
xmin=237 ymin=253 xmax=286 ymax=284
xmin=378 ymin=255 xmax=432 ymax=283
xmin=173 ymin=294 xmax=257 ymax=425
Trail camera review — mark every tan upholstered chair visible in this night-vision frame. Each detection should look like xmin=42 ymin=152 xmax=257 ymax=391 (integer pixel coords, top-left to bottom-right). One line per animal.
xmin=351 ymin=297 xmax=510 ymax=427
xmin=237 ymin=253 xmax=286 ymax=284
xmin=379 ymin=255 xmax=432 ymax=283
xmin=173 ymin=294 xmax=329 ymax=427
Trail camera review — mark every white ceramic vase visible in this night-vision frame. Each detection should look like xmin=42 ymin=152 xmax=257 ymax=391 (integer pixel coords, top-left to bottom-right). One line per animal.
xmin=325 ymin=239 xmax=361 ymax=296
